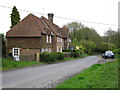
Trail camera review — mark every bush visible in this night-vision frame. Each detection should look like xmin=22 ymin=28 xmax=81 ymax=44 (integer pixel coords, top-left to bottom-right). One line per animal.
xmin=40 ymin=52 xmax=50 ymax=62
xmin=40 ymin=52 xmax=64 ymax=62
xmin=113 ymin=48 xmax=120 ymax=58
xmin=113 ymin=48 xmax=120 ymax=54
xmin=63 ymin=52 xmax=71 ymax=58
xmin=71 ymin=49 xmax=80 ymax=58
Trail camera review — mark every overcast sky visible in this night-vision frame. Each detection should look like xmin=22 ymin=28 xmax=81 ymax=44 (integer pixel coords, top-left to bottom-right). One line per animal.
xmin=0 ymin=0 xmax=119 ymax=36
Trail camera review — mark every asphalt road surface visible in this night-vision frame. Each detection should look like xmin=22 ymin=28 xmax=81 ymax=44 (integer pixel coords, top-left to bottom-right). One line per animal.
xmin=2 ymin=55 xmax=100 ymax=88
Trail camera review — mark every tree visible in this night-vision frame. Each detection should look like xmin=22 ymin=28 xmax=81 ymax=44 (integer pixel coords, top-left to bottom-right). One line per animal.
xmin=67 ymin=22 xmax=83 ymax=41
xmin=80 ymin=40 xmax=96 ymax=55
xmin=0 ymin=34 xmax=6 ymax=58
xmin=67 ymin=21 xmax=83 ymax=32
xmin=66 ymin=21 xmax=102 ymax=54
xmin=103 ymin=29 xmax=119 ymax=48
xmin=99 ymin=42 xmax=116 ymax=53
xmin=71 ymin=37 xmax=79 ymax=47
xmin=67 ymin=22 xmax=101 ymax=44
xmin=10 ymin=6 xmax=20 ymax=28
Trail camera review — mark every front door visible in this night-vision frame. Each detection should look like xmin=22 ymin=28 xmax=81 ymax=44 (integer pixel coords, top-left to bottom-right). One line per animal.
xmin=12 ymin=48 xmax=20 ymax=61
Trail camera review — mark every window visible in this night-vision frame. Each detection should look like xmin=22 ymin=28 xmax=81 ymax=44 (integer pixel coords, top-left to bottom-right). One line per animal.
xmin=50 ymin=35 xmax=52 ymax=43
xmin=46 ymin=35 xmax=49 ymax=43
xmin=57 ymin=37 xmax=60 ymax=42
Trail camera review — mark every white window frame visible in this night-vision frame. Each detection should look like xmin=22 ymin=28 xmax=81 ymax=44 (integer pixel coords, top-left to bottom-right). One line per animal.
xmin=50 ymin=35 xmax=52 ymax=43
xmin=46 ymin=35 xmax=49 ymax=43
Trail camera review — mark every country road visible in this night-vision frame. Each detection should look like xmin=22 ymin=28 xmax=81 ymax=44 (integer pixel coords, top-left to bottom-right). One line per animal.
xmin=2 ymin=55 xmax=100 ymax=88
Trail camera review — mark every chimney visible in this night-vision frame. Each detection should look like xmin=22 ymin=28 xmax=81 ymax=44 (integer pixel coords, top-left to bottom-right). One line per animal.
xmin=48 ymin=13 xmax=54 ymax=22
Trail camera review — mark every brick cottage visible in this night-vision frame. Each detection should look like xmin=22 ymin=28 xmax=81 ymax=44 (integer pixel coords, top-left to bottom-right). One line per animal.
xmin=6 ymin=13 xmax=70 ymax=61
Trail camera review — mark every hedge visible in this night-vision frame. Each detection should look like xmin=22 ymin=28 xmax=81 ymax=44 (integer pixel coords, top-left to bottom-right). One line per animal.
xmin=40 ymin=52 xmax=64 ymax=62
xmin=62 ymin=49 xmax=72 ymax=52
xmin=63 ymin=49 xmax=85 ymax=58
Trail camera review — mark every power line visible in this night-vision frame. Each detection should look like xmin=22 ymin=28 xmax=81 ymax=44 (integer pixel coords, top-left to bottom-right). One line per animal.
xmin=0 ymin=5 xmax=118 ymax=27
xmin=54 ymin=16 xmax=118 ymax=27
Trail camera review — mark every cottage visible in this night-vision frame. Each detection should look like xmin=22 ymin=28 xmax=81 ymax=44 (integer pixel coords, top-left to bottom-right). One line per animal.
xmin=6 ymin=13 xmax=70 ymax=61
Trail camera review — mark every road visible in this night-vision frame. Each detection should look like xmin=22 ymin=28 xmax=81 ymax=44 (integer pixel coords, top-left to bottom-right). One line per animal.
xmin=2 ymin=55 xmax=100 ymax=88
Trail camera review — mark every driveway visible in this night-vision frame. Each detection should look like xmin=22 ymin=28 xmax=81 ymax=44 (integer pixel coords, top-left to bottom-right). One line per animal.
xmin=2 ymin=55 xmax=100 ymax=88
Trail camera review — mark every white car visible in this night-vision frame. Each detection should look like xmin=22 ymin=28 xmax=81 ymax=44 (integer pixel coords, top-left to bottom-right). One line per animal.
xmin=102 ymin=51 xmax=114 ymax=59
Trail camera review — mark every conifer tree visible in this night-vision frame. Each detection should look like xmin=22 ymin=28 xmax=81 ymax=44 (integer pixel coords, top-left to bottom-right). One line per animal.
xmin=10 ymin=6 xmax=20 ymax=28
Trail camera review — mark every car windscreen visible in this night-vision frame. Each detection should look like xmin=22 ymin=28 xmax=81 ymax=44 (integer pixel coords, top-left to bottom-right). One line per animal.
xmin=105 ymin=51 xmax=113 ymax=54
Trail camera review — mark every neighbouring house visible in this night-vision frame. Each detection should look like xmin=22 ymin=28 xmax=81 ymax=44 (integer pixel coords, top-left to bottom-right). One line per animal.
xmin=6 ymin=13 xmax=70 ymax=61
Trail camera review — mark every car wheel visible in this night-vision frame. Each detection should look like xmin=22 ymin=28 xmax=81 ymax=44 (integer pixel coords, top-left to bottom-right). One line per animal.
xmin=112 ymin=57 xmax=114 ymax=59
xmin=105 ymin=57 xmax=107 ymax=59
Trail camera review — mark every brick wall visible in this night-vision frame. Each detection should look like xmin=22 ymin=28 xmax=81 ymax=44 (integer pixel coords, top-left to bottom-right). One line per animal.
xmin=6 ymin=37 xmax=41 ymax=58
xmin=6 ymin=37 xmax=41 ymax=49
xmin=20 ymin=49 xmax=40 ymax=61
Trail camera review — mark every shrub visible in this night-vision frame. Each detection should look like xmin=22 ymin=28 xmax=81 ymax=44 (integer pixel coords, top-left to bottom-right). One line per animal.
xmin=40 ymin=52 xmax=64 ymax=62
xmin=113 ymin=48 xmax=120 ymax=54
xmin=71 ymin=49 xmax=80 ymax=58
xmin=113 ymin=48 xmax=120 ymax=58
xmin=63 ymin=52 xmax=71 ymax=58
xmin=56 ymin=52 xmax=64 ymax=60
xmin=40 ymin=52 xmax=50 ymax=62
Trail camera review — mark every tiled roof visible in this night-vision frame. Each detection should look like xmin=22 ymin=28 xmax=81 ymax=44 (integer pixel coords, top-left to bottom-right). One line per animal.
xmin=6 ymin=14 xmax=42 ymax=37
xmin=61 ymin=26 xmax=69 ymax=38
xmin=41 ymin=16 xmax=63 ymax=37
xmin=6 ymin=13 xmax=68 ymax=38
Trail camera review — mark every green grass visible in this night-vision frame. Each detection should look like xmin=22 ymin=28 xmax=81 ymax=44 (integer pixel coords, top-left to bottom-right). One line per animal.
xmin=1 ymin=57 xmax=75 ymax=70
xmin=56 ymin=59 xmax=118 ymax=88
xmin=0 ymin=58 xmax=2 ymax=70
xmin=1 ymin=58 xmax=45 ymax=71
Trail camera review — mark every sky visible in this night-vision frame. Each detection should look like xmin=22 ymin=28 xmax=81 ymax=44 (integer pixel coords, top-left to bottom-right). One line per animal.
xmin=0 ymin=0 xmax=119 ymax=36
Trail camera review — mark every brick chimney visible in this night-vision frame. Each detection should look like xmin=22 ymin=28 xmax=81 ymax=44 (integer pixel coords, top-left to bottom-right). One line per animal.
xmin=48 ymin=13 xmax=54 ymax=22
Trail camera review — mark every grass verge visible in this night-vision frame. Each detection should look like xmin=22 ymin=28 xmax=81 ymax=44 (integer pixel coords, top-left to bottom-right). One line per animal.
xmin=1 ymin=58 xmax=45 ymax=71
xmin=56 ymin=59 xmax=118 ymax=88
xmin=1 ymin=57 xmax=75 ymax=70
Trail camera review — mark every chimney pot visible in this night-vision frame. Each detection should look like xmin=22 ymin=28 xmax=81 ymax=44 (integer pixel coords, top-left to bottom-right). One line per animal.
xmin=48 ymin=13 xmax=54 ymax=22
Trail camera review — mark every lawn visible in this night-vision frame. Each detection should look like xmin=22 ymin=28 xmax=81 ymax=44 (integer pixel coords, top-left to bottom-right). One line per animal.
xmin=1 ymin=58 xmax=45 ymax=71
xmin=56 ymin=58 xmax=118 ymax=88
